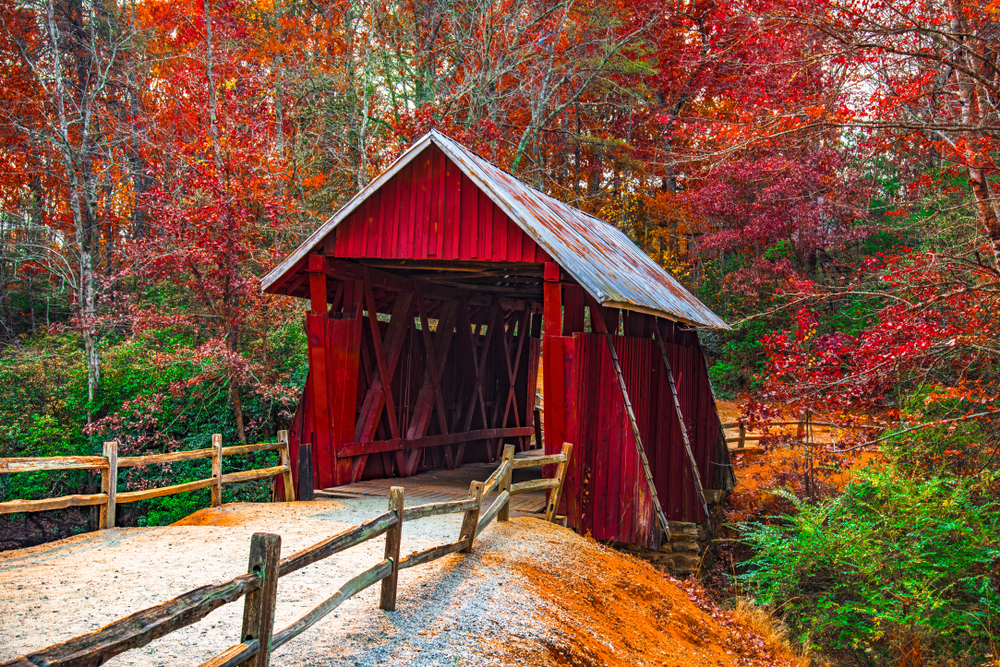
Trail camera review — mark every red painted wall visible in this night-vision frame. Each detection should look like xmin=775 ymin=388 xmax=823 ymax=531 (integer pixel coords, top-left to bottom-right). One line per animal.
xmin=548 ymin=332 xmax=723 ymax=548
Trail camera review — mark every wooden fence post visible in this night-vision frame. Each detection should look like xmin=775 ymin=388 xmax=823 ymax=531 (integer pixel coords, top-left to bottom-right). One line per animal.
xmin=545 ymin=442 xmax=573 ymax=523
xmin=99 ymin=441 xmax=118 ymax=529
xmin=532 ymin=408 xmax=543 ymax=450
xmin=738 ymin=424 xmax=746 ymax=449
xmin=277 ymin=431 xmax=295 ymax=502
xmin=239 ymin=533 xmax=281 ymax=667
xmin=211 ymin=434 xmax=223 ymax=507
xmin=498 ymin=444 xmax=515 ymax=522
xmin=459 ymin=481 xmax=484 ymax=553
xmin=379 ymin=486 xmax=404 ymax=611
xmin=298 ymin=442 xmax=314 ymax=501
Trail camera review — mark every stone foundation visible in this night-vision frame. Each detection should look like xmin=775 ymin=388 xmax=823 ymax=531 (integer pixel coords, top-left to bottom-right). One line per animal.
xmin=614 ymin=489 xmax=727 ymax=578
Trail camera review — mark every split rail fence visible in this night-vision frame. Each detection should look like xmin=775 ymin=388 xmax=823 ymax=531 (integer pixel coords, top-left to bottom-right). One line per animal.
xmin=1 ymin=442 xmax=573 ymax=667
xmin=724 ymin=411 xmax=881 ymax=449
xmin=0 ymin=432 xmax=295 ymax=528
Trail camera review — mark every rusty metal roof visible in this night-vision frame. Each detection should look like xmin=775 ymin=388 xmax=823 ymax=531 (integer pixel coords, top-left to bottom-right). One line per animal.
xmin=262 ymin=130 xmax=728 ymax=329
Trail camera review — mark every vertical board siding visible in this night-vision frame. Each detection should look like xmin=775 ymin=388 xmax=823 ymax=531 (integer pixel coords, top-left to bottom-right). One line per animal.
xmin=332 ymin=145 xmax=550 ymax=263
xmin=559 ymin=332 xmax=722 ymax=543
xmin=328 ymin=317 xmax=363 ymax=486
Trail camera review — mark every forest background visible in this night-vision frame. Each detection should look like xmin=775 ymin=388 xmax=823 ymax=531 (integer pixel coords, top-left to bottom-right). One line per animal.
xmin=1 ymin=0 xmax=999 ymax=664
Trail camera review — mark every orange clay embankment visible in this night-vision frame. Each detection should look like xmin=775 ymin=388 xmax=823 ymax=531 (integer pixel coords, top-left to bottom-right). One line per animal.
xmin=491 ymin=520 xmax=806 ymax=667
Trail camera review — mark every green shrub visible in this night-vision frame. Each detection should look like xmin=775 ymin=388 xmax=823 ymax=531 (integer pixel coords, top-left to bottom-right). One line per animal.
xmin=737 ymin=465 xmax=1000 ymax=665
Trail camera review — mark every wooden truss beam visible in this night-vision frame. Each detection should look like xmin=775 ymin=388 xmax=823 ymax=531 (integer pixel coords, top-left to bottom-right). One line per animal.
xmin=337 ymin=428 xmax=534 ymax=458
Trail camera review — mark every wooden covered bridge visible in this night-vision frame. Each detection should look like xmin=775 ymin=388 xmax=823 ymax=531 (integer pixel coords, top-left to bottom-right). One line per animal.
xmin=262 ymin=130 xmax=734 ymax=550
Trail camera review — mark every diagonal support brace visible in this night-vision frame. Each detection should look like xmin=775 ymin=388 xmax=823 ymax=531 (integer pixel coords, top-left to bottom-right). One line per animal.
xmin=602 ymin=332 xmax=672 ymax=543
xmin=654 ymin=326 xmax=712 ymax=528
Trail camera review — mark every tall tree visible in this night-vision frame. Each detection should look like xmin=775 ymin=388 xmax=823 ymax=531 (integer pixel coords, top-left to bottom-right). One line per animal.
xmin=1 ymin=0 xmax=137 ymax=413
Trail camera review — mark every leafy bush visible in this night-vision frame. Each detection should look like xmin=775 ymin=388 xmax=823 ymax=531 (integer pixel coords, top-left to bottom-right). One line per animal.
xmin=0 ymin=325 xmax=306 ymax=532
xmin=738 ymin=465 xmax=1000 ymax=665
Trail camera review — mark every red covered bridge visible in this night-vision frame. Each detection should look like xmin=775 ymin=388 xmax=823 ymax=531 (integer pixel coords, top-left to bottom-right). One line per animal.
xmin=262 ymin=130 xmax=734 ymax=549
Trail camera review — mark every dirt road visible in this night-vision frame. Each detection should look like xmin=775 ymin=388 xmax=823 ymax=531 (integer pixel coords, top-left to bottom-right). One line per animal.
xmin=0 ymin=500 xmax=803 ymax=667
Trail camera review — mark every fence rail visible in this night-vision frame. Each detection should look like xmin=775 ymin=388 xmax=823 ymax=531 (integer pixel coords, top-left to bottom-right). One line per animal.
xmin=0 ymin=431 xmax=296 ymax=526
xmin=722 ymin=411 xmax=883 ymax=449
xmin=1 ymin=441 xmax=574 ymax=667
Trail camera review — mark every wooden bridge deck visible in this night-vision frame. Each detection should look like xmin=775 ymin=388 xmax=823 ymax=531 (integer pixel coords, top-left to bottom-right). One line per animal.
xmin=317 ymin=450 xmax=550 ymax=517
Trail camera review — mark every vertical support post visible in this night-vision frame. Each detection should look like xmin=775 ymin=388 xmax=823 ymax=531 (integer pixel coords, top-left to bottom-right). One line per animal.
xmin=277 ymin=430 xmax=295 ymax=502
xmin=738 ymin=424 xmax=746 ymax=449
xmin=379 ymin=486 xmax=405 ymax=611
xmin=541 ymin=262 xmax=564 ymax=462
xmin=99 ymin=441 xmax=117 ymax=529
xmin=211 ymin=433 xmax=223 ymax=507
xmin=306 ymin=253 xmax=332 ymax=490
xmin=498 ymin=444 xmax=515 ymax=522
xmin=459 ymin=481 xmax=485 ymax=553
xmin=545 ymin=442 xmax=573 ymax=523
xmin=542 ymin=262 xmax=561 ymax=337
xmin=298 ymin=441 xmax=314 ymax=501
xmin=238 ymin=533 xmax=281 ymax=667
xmin=533 ymin=408 xmax=543 ymax=450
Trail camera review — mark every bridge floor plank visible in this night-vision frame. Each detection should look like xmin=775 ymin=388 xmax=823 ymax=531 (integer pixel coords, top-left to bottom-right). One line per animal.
xmin=318 ymin=450 xmax=549 ymax=516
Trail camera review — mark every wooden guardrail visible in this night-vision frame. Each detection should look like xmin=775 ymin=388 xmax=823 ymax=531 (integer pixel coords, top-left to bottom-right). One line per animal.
xmin=1 ymin=441 xmax=574 ymax=667
xmin=0 ymin=431 xmax=296 ymax=528
xmin=722 ymin=411 xmax=882 ymax=449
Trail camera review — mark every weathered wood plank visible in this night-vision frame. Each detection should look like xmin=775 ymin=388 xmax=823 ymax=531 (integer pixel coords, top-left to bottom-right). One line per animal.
xmin=17 ymin=573 xmax=259 ymax=667
xmin=510 ymin=478 xmax=561 ymax=495
xmin=481 ymin=459 xmax=511 ymax=497
xmin=100 ymin=441 xmax=117 ymax=529
xmin=211 ymin=434 xmax=223 ymax=507
xmin=0 ymin=493 xmax=107 ymax=516
xmin=498 ymin=445 xmax=515 ymax=522
xmin=0 ymin=457 xmax=107 ymax=473
xmin=117 ymin=478 xmax=216 ymax=504
xmin=337 ymin=427 xmax=533 ymax=458
xmin=401 ymin=498 xmax=478 ymax=522
xmin=118 ymin=448 xmax=214 ymax=468
xmin=270 ymin=559 xmax=393 ymax=652
xmin=279 ymin=512 xmax=396 ymax=577
xmin=222 ymin=443 xmax=281 ymax=457
xmin=0 ymin=658 xmax=36 ymax=667
xmin=459 ymin=481 xmax=484 ymax=553
xmin=198 ymin=640 xmax=259 ymax=667
xmin=510 ymin=454 xmax=567 ymax=469
xmin=277 ymin=431 xmax=294 ymax=503
xmin=545 ymin=443 xmax=573 ymax=523
xmin=475 ymin=489 xmax=509 ymax=538
xmin=220 ymin=466 xmax=288 ymax=486
xmin=379 ymin=487 xmax=404 ymax=611
xmin=397 ymin=538 xmax=466 ymax=570
xmin=239 ymin=534 xmax=281 ymax=667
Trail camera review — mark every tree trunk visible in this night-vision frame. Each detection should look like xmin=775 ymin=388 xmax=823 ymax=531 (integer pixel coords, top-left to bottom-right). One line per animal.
xmin=949 ymin=0 xmax=1000 ymax=266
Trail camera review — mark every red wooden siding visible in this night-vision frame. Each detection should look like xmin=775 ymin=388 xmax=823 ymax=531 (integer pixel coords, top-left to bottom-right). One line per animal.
xmin=327 ymin=145 xmax=552 ymax=263
xmin=549 ymin=331 xmax=723 ymax=547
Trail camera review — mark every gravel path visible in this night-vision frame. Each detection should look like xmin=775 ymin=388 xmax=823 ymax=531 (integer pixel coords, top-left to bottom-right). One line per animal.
xmin=0 ymin=500 xmax=552 ymax=666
